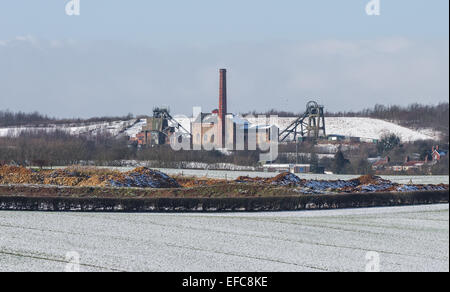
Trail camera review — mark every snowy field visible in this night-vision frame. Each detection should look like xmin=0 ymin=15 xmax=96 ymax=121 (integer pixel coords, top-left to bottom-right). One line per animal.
xmin=0 ymin=204 xmax=448 ymax=272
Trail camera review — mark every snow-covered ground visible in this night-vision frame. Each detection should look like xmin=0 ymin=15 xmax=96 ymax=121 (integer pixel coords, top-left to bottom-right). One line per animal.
xmin=0 ymin=116 xmax=441 ymax=142
xmin=124 ymin=119 xmax=147 ymax=137
xmin=0 ymin=119 xmax=139 ymax=138
xmin=0 ymin=204 xmax=448 ymax=272
xmin=174 ymin=116 xmax=440 ymax=142
xmin=324 ymin=117 xmax=439 ymax=142
xmin=416 ymin=127 xmax=443 ymax=141
xmin=246 ymin=117 xmax=440 ymax=142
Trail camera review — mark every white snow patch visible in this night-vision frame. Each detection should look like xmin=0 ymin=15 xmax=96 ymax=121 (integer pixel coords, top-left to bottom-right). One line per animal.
xmin=0 ymin=119 xmax=139 ymax=138
xmin=246 ymin=117 xmax=439 ymax=142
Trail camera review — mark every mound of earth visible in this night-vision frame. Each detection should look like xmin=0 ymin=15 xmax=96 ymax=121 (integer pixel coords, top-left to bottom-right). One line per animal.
xmin=266 ymin=172 xmax=304 ymax=186
xmin=236 ymin=172 xmax=303 ymax=186
xmin=0 ymin=165 xmax=448 ymax=193
xmin=302 ymin=174 xmax=448 ymax=193
xmin=352 ymin=174 xmax=391 ymax=185
xmin=0 ymin=165 xmax=180 ymax=188
xmin=236 ymin=173 xmax=448 ymax=194
xmin=0 ymin=165 xmax=35 ymax=184
xmin=109 ymin=167 xmax=180 ymax=188
xmin=0 ymin=165 xmax=33 ymax=176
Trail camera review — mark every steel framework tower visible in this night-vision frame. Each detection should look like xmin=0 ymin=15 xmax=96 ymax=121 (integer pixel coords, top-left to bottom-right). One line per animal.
xmin=279 ymin=101 xmax=326 ymax=142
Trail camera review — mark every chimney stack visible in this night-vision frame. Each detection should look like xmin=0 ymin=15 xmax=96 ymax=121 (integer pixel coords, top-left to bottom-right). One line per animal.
xmin=218 ymin=69 xmax=227 ymax=148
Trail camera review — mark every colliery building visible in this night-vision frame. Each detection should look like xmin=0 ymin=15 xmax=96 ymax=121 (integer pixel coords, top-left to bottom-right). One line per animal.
xmin=140 ymin=108 xmax=175 ymax=145
xmin=130 ymin=108 xmax=177 ymax=146
xmin=131 ymin=69 xmax=272 ymax=150
xmin=191 ymin=69 xmax=271 ymax=150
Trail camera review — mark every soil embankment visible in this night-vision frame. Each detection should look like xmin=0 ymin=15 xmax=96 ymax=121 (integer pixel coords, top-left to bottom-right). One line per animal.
xmin=0 ymin=165 xmax=448 ymax=212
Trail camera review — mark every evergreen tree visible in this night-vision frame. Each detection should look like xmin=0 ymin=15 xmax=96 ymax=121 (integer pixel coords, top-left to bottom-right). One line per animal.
xmin=333 ymin=149 xmax=350 ymax=174
xmin=377 ymin=133 xmax=401 ymax=154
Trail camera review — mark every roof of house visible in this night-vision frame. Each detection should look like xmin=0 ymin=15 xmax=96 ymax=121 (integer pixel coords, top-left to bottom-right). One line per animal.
xmin=192 ymin=113 xmax=218 ymax=124
xmin=403 ymin=161 xmax=424 ymax=167
xmin=373 ymin=160 xmax=387 ymax=166
xmin=328 ymin=134 xmax=346 ymax=138
xmin=372 ymin=157 xmax=389 ymax=166
xmin=432 ymin=148 xmax=448 ymax=153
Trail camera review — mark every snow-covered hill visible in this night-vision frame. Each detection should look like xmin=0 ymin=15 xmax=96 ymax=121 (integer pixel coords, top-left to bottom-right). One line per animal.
xmin=245 ymin=117 xmax=440 ymax=142
xmin=326 ymin=117 xmax=441 ymax=141
xmin=165 ymin=116 xmax=440 ymax=142
xmin=0 ymin=119 xmax=139 ymax=138
xmin=0 ymin=116 xmax=441 ymax=142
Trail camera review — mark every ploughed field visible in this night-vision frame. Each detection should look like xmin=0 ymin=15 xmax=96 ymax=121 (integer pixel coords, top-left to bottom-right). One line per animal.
xmin=0 ymin=204 xmax=448 ymax=272
xmin=0 ymin=165 xmax=448 ymax=198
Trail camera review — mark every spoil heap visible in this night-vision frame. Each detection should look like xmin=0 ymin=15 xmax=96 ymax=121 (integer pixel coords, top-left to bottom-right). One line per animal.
xmin=236 ymin=172 xmax=303 ymax=186
xmin=236 ymin=173 xmax=448 ymax=194
xmin=0 ymin=165 xmax=35 ymax=184
xmin=176 ymin=177 xmax=225 ymax=188
xmin=0 ymin=165 xmax=448 ymax=193
xmin=266 ymin=172 xmax=303 ymax=186
xmin=109 ymin=167 xmax=180 ymax=188
xmin=0 ymin=165 xmax=180 ymax=188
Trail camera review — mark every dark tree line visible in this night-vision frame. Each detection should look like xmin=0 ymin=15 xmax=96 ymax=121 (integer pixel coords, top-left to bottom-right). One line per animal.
xmin=241 ymin=109 xmax=297 ymax=118
xmin=0 ymin=131 xmax=261 ymax=167
xmin=136 ymin=147 xmax=261 ymax=167
xmin=0 ymin=111 xmax=53 ymax=127
xmin=0 ymin=110 xmax=137 ymax=127
xmin=0 ymin=131 xmax=134 ymax=166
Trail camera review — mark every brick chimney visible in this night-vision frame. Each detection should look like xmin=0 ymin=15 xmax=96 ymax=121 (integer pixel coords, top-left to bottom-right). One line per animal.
xmin=218 ymin=69 xmax=227 ymax=148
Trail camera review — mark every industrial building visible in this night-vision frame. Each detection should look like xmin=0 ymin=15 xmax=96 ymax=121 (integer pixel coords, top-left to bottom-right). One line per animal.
xmin=262 ymin=163 xmax=312 ymax=174
xmin=129 ymin=107 xmax=189 ymax=147
xmin=191 ymin=69 xmax=272 ymax=151
xmin=191 ymin=68 xmax=229 ymax=149
xmin=129 ymin=68 xmax=326 ymax=150
xmin=130 ymin=69 xmax=272 ymax=150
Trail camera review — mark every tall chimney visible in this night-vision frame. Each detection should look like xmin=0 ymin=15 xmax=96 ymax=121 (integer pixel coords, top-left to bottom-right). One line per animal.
xmin=218 ymin=69 xmax=227 ymax=148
